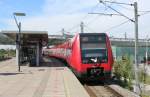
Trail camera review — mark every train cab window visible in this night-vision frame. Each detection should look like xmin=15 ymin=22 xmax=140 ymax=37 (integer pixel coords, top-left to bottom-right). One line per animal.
xmin=80 ymin=34 xmax=108 ymax=64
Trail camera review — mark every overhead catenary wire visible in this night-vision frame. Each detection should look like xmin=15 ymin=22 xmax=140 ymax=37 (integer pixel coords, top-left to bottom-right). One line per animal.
xmin=83 ymin=24 xmax=97 ymax=33
xmin=64 ymin=3 xmax=101 ymax=34
xmin=67 ymin=23 xmax=80 ymax=32
xmin=85 ymin=3 xmax=115 ymax=26
xmin=139 ymin=11 xmax=150 ymax=16
xmin=99 ymin=0 xmax=134 ymax=22
xmin=117 ymin=4 xmax=134 ymax=11
xmin=53 ymin=1 xmax=150 ymax=35
xmin=139 ymin=10 xmax=150 ymax=13
xmin=64 ymin=8 xmax=150 ymax=32
xmin=89 ymin=12 xmax=121 ymax=16
xmin=79 ymin=0 xmax=150 ymax=35
xmin=100 ymin=9 xmax=150 ymax=33
xmin=118 ymin=4 xmax=150 ymax=13
xmin=52 ymin=1 xmax=150 ymax=35
xmin=79 ymin=3 xmax=100 ymax=21
xmin=99 ymin=0 xmax=133 ymax=6
xmin=101 ymin=19 xmax=130 ymax=33
xmin=85 ymin=15 xmax=103 ymax=26
xmin=90 ymin=3 xmax=100 ymax=14
xmin=93 ymin=0 xmax=150 ymax=34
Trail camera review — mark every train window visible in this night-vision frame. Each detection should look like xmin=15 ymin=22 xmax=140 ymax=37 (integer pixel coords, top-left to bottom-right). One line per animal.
xmin=81 ymin=43 xmax=106 ymax=50
xmin=98 ymin=37 xmax=103 ymax=41
xmin=81 ymin=49 xmax=108 ymax=64
xmin=80 ymin=35 xmax=106 ymax=43
xmin=80 ymin=35 xmax=108 ymax=64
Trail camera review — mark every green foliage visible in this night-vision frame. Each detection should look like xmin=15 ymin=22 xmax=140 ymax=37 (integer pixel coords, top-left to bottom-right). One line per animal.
xmin=138 ymin=66 xmax=150 ymax=85
xmin=113 ymin=56 xmax=150 ymax=96
xmin=113 ymin=60 xmax=122 ymax=79
xmin=145 ymin=75 xmax=150 ymax=84
xmin=141 ymin=94 xmax=150 ymax=97
xmin=113 ymin=55 xmax=134 ymax=90
xmin=140 ymin=75 xmax=150 ymax=97
xmin=139 ymin=68 xmax=147 ymax=83
xmin=0 ymin=49 xmax=15 ymax=61
xmin=0 ymin=34 xmax=15 ymax=44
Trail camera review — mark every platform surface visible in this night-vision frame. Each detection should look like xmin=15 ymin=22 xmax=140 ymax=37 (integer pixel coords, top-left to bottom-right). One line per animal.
xmin=0 ymin=58 xmax=90 ymax=97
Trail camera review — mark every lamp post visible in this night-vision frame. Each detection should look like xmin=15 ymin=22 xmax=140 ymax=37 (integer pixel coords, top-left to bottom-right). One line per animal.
xmin=13 ymin=12 xmax=26 ymax=72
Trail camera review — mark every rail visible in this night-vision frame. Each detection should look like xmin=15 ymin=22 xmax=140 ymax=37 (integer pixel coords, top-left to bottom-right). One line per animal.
xmin=84 ymin=84 xmax=123 ymax=97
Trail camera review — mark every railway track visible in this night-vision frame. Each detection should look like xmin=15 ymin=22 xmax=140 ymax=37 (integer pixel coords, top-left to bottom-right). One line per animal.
xmin=84 ymin=84 xmax=123 ymax=97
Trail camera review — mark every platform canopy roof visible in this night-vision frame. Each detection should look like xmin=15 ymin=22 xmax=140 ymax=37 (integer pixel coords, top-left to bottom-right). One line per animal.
xmin=1 ymin=30 xmax=48 ymax=46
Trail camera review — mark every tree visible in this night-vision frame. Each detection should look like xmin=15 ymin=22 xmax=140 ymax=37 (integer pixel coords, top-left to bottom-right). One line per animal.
xmin=0 ymin=34 xmax=15 ymax=44
xmin=113 ymin=55 xmax=134 ymax=90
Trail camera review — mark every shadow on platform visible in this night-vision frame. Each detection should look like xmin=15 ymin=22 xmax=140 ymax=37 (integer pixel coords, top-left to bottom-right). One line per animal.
xmin=0 ymin=72 xmax=25 ymax=76
xmin=40 ymin=57 xmax=67 ymax=67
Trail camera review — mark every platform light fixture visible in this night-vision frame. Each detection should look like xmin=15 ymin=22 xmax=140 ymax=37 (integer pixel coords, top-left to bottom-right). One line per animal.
xmin=13 ymin=12 xmax=26 ymax=72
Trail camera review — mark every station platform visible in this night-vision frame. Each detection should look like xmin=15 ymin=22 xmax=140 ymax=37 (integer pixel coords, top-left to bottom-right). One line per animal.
xmin=0 ymin=58 xmax=90 ymax=97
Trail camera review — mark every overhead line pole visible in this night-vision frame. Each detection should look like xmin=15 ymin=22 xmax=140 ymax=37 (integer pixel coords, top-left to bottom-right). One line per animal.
xmin=134 ymin=2 xmax=141 ymax=94
xmin=80 ymin=22 xmax=84 ymax=33
xmin=97 ymin=0 xmax=141 ymax=95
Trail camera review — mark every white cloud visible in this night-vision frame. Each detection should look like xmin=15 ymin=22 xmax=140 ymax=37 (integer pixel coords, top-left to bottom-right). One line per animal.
xmin=3 ymin=0 xmax=150 ymax=38
xmin=43 ymin=0 xmax=99 ymax=15
xmin=6 ymin=14 xmax=87 ymax=35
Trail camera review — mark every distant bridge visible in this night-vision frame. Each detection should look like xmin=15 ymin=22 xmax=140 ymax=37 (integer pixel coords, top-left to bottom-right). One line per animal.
xmin=110 ymin=38 xmax=150 ymax=47
xmin=48 ymin=35 xmax=150 ymax=47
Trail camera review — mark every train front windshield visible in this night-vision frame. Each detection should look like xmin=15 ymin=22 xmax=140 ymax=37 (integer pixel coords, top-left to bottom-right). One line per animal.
xmin=80 ymin=34 xmax=108 ymax=64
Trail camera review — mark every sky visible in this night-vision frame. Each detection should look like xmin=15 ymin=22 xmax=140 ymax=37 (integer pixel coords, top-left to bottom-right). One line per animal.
xmin=0 ymin=0 xmax=150 ymax=38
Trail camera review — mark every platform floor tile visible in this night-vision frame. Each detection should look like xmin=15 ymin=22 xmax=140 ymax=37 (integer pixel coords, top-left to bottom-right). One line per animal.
xmin=0 ymin=58 xmax=90 ymax=97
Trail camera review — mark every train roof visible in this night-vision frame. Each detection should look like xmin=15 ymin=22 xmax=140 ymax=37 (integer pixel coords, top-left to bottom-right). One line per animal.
xmin=79 ymin=33 xmax=106 ymax=36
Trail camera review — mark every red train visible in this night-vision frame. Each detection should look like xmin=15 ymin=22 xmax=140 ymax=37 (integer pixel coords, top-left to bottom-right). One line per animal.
xmin=43 ymin=33 xmax=114 ymax=80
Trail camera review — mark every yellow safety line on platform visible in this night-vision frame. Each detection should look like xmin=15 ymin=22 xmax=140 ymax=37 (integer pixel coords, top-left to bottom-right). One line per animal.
xmin=62 ymin=69 xmax=71 ymax=97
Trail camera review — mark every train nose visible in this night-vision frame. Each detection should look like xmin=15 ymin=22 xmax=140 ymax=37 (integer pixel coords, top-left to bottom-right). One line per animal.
xmin=92 ymin=63 xmax=101 ymax=67
xmin=87 ymin=67 xmax=104 ymax=77
xmin=91 ymin=69 xmax=101 ymax=76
